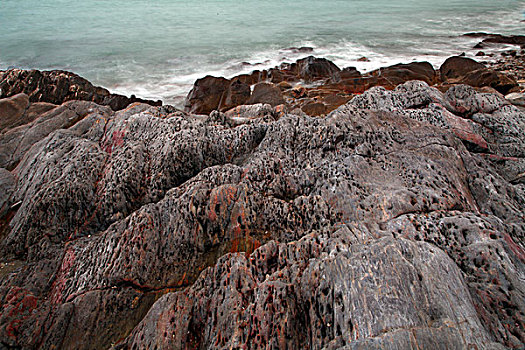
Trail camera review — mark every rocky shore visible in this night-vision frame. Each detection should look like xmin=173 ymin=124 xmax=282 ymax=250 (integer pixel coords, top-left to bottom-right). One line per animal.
xmin=184 ymin=34 xmax=524 ymax=117
xmin=0 ymin=39 xmax=524 ymax=349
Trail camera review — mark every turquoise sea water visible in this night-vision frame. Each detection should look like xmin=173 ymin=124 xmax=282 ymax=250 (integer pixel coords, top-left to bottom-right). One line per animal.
xmin=1 ymin=0 xmax=524 ymax=105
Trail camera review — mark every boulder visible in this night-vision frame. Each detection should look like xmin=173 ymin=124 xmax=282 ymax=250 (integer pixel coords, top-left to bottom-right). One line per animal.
xmin=219 ymin=79 xmax=251 ymax=112
xmin=296 ymin=56 xmax=341 ymax=82
xmin=461 ymin=68 xmax=519 ymax=95
xmin=439 ymin=56 xmax=486 ymax=81
xmin=301 ymin=101 xmax=327 ymax=116
xmin=368 ymin=61 xmax=437 ymax=87
xmin=506 ymin=92 xmax=525 ymax=107
xmin=184 ymin=75 xmax=231 ymax=114
xmin=247 ymin=83 xmax=285 ymax=107
xmin=0 ymin=93 xmax=30 ymax=132
xmin=330 ymin=66 xmax=362 ymax=83
xmin=464 ymin=33 xmax=525 ymax=46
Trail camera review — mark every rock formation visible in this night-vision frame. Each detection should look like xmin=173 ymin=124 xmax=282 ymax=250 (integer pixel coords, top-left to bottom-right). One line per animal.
xmin=0 ymin=69 xmax=162 ymax=111
xmin=0 ymin=67 xmax=524 ymax=349
xmin=184 ymin=55 xmax=520 ymax=118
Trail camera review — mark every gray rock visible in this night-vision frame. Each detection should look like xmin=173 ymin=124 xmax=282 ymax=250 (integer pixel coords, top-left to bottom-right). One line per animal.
xmin=0 ymin=79 xmax=523 ymax=349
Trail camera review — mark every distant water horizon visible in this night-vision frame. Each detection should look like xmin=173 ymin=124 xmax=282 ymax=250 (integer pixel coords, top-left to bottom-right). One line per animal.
xmin=1 ymin=0 xmax=524 ymax=106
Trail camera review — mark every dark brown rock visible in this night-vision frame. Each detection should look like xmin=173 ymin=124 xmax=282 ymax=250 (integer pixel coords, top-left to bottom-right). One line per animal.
xmin=284 ymin=46 xmax=314 ymax=53
xmin=439 ymin=56 xmax=486 ymax=81
xmin=470 ymin=33 xmax=525 ymax=46
xmin=0 ymin=93 xmax=30 ymax=132
xmin=219 ymin=79 xmax=251 ymax=112
xmin=0 ymin=69 xmax=161 ymax=111
xmin=461 ymin=68 xmax=519 ymax=95
xmin=296 ymin=56 xmax=341 ymax=82
xmin=301 ymin=101 xmax=327 ymax=116
xmin=371 ymin=61 xmax=437 ymax=86
xmin=247 ymin=83 xmax=285 ymax=107
xmin=184 ymin=75 xmax=231 ymax=114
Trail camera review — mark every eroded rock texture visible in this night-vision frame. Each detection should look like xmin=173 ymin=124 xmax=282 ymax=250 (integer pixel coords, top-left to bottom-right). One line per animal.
xmin=0 ymin=81 xmax=524 ymax=349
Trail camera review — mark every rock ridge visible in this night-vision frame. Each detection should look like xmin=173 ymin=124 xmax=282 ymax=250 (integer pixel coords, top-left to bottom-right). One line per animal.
xmin=0 ymin=69 xmax=524 ymax=348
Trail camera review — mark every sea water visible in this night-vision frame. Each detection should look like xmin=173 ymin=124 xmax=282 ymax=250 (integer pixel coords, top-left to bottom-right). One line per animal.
xmin=1 ymin=0 xmax=524 ymax=105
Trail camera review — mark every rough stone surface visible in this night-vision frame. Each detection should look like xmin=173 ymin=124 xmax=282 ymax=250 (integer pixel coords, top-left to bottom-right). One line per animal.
xmin=0 ymin=78 xmax=523 ymax=349
xmin=219 ymin=79 xmax=251 ymax=112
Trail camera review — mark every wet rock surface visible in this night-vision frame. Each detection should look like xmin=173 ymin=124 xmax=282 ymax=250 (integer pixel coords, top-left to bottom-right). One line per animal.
xmin=0 ymin=69 xmax=162 ymax=111
xmin=184 ymin=53 xmax=521 ymax=118
xmin=0 ymin=74 xmax=524 ymax=350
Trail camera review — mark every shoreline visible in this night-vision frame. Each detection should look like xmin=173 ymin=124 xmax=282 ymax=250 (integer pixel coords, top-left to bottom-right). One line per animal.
xmin=1 ymin=40 xmax=525 ymax=348
xmin=105 ymin=32 xmax=525 ymax=106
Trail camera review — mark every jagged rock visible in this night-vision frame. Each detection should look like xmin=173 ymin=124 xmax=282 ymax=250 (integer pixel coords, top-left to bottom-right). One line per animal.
xmin=224 ymin=103 xmax=276 ymax=120
xmin=0 ymin=168 xmax=15 ymax=216
xmin=184 ymin=75 xmax=231 ymax=115
xmin=0 ymin=69 xmax=161 ymax=111
xmin=0 ymin=78 xmax=523 ymax=349
xmin=506 ymin=92 xmax=525 ymax=107
xmin=247 ymin=83 xmax=285 ymax=107
xmin=124 ymin=234 xmax=506 ymax=350
xmin=0 ymin=100 xmax=113 ymax=170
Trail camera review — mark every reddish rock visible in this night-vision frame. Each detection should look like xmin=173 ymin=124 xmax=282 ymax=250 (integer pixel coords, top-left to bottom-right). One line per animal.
xmin=184 ymin=75 xmax=231 ymax=114
xmin=290 ymin=86 xmax=308 ymax=98
xmin=247 ymin=83 xmax=285 ymax=107
xmin=0 ymin=93 xmax=30 ymax=132
xmin=0 ymin=69 xmax=161 ymax=111
xmin=439 ymin=56 xmax=486 ymax=81
xmin=219 ymin=79 xmax=251 ymax=112
xmin=323 ymin=94 xmax=352 ymax=111
xmin=334 ymin=66 xmax=362 ymax=81
xmin=371 ymin=61 xmax=437 ymax=86
xmin=276 ymin=81 xmax=292 ymax=91
xmin=301 ymin=102 xmax=327 ymax=116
